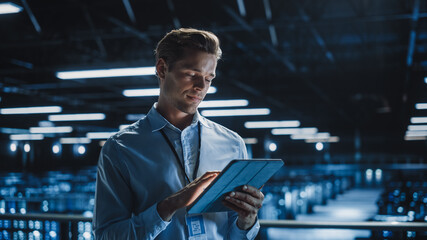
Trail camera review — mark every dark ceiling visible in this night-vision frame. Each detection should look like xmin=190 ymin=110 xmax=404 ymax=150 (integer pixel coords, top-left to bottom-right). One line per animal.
xmin=1 ymin=0 xmax=427 ymax=164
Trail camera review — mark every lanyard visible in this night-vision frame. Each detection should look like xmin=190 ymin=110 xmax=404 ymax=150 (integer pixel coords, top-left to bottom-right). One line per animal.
xmin=160 ymin=122 xmax=201 ymax=184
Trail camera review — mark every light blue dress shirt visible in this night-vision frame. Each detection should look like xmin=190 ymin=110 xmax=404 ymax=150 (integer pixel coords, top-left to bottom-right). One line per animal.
xmin=93 ymin=104 xmax=260 ymax=239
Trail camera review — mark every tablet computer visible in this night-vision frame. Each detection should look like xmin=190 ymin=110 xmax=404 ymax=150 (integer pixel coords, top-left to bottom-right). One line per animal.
xmin=187 ymin=159 xmax=283 ymax=214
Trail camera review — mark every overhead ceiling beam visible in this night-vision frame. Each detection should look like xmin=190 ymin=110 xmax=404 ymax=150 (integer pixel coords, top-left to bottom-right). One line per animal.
xmin=223 ymin=5 xmax=296 ymax=72
xmin=106 ymin=16 xmax=152 ymax=44
xmin=21 ymin=0 xmax=41 ymax=34
xmin=122 ymin=0 xmax=137 ymax=25
xmin=293 ymin=0 xmax=335 ymax=63
xmin=236 ymin=0 xmax=246 ymax=17
xmin=82 ymin=5 xmax=107 ymax=57
xmin=222 ymin=5 xmax=353 ymax=124
xmin=166 ymin=0 xmax=181 ymax=29
xmin=263 ymin=0 xmax=278 ymax=47
xmin=406 ymin=0 xmax=419 ymax=67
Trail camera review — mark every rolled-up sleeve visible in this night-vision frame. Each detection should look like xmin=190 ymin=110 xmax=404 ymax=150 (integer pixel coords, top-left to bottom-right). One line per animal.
xmin=92 ymin=139 xmax=170 ymax=239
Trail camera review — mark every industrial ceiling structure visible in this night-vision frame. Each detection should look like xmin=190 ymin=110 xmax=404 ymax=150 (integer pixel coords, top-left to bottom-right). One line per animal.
xmin=1 ymin=0 xmax=426 ymax=168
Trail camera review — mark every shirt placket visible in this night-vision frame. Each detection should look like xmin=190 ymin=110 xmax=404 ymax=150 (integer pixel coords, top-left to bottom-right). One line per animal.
xmin=182 ymin=127 xmax=197 ymax=181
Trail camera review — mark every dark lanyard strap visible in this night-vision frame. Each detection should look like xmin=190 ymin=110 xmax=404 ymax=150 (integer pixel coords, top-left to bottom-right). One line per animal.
xmin=159 ymin=122 xmax=201 ymax=184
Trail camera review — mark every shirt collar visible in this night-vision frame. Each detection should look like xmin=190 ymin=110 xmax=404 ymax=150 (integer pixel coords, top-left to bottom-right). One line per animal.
xmin=147 ymin=103 xmax=211 ymax=132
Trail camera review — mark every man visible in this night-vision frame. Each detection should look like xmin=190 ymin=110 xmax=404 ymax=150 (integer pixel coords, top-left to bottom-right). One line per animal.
xmin=93 ymin=28 xmax=263 ymax=239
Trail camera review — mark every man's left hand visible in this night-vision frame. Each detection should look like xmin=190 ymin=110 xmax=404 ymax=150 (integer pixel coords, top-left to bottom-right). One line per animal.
xmin=222 ymin=185 xmax=264 ymax=230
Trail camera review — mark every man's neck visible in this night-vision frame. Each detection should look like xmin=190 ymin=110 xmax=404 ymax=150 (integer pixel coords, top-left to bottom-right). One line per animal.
xmin=156 ymin=102 xmax=195 ymax=131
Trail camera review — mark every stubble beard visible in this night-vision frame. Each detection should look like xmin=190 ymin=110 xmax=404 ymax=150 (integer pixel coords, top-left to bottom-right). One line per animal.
xmin=173 ymin=98 xmax=199 ymax=115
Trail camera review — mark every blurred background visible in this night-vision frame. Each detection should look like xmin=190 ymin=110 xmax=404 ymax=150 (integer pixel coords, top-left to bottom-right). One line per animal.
xmin=0 ymin=0 xmax=426 ymax=239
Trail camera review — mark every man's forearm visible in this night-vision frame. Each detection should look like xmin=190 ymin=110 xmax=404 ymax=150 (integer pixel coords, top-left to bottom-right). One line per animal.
xmin=157 ymin=197 xmax=177 ymax=221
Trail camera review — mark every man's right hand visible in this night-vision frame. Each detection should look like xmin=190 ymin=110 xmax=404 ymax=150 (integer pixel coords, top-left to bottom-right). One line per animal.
xmin=157 ymin=171 xmax=219 ymax=221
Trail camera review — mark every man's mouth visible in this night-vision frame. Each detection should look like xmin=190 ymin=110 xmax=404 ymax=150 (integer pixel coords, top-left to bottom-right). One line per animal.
xmin=187 ymin=95 xmax=202 ymax=101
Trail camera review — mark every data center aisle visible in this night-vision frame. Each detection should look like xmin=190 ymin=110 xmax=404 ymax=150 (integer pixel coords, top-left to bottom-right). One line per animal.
xmin=265 ymin=188 xmax=382 ymax=240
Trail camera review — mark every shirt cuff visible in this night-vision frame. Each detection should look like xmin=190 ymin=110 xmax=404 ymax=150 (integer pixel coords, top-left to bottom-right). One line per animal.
xmin=138 ymin=203 xmax=171 ymax=235
xmin=230 ymin=218 xmax=260 ymax=240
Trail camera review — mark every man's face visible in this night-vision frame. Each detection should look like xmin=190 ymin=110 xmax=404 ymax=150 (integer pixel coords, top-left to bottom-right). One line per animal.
xmin=158 ymin=50 xmax=217 ymax=115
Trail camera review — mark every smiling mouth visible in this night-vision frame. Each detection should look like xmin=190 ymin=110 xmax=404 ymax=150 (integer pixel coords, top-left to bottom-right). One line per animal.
xmin=187 ymin=95 xmax=202 ymax=101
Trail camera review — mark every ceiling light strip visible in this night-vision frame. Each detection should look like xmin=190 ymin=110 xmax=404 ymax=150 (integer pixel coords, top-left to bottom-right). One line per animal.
xmin=271 ymin=127 xmax=318 ymax=135
xmin=60 ymin=138 xmax=91 ymax=144
xmin=198 ymin=99 xmax=249 ymax=108
xmin=245 ymin=120 xmax=300 ymax=129
xmin=408 ymin=125 xmax=427 ymax=131
xmin=86 ymin=132 xmax=117 ymax=139
xmin=123 ymin=86 xmax=217 ymax=97
xmin=48 ymin=113 xmax=106 ymax=121
xmin=10 ymin=134 xmax=44 ymax=141
xmin=29 ymin=126 xmax=73 ymax=134
xmin=410 ymin=117 xmax=427 ymax=124
xmin=56 ymin=67 xmax=156 ymax=79
xmin=0 ymin=3 xmax=23 ymax=14
xmin=415 ymin=103 xmax=427 ymax=110
xmin=0 ymin=106 xmax=62 ymax=114
xmin=201 ymin=108 xmax=270 ymax=117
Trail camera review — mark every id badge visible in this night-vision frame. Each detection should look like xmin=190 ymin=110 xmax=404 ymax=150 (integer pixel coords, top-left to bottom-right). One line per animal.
xmin=185 ymin=214 xmax=207 ymax=240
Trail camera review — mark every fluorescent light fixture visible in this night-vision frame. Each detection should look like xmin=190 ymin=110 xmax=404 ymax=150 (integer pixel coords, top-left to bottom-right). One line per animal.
xmin=126 ymin=114 xmax=146 ymax=121
xmin=404 ymin=136 xmax=427 ymax=141
xmin=49 ymin=113 xmax=105 ymax=121
xmin=0 ymin=3 xmax=23 ymax=14
xmin=0 ymin=106 xmax=62 ymax=115
xmin=201 ymin=108 xmax=270 ymax=117
xmin=271 ymin=127 xmax=318 ymax=135
xmin=86 ymin=132 xmax=116 ymax=139
xmin=123 ymin=88 xmax=159 ymax=97
xmin=408 ymin=125 xmax=427 ymax=131
xmin=305 ymin=136 xmax=340 ymax=143
xmin=405 ymin=131 xmax=427 ymax=137
xmin=244 ymin=120 xmax=300 ymax=129
xmin=60 ymin=138 xmax=91 ymax=144
xmin=123 ymin=86 xmax=217 ymax=97
xmin=415 ymin=103 xmax=427 ymax=110
xmin=10 ymin=134 xmax=44 ymax=141
xmin=198 ymin=99 xmax=249 ymax=108
xmin=291 ymin=132 xmax=331 ymax=140
xmin=425 ymin=77 xmax=427 ymax=84
xmin=119 ymin=124 xmax=131 ymax=130
xmin=243 ymin=138 xmax=258 ymax=144
xmin=56 ymin=66 xmax=156 ymax=79
xmin=0 ymin=128 xmax=29 ymax=134
xmin=30 ymin=126 xmax=73 ymax=134
xmin=410 ymin=117 xmax=427 ymax=124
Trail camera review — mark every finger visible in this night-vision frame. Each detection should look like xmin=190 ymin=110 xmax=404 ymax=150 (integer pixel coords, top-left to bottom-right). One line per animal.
xmin=228 ymin=191 xmax=262 ymax=209
xmin=224 ymin=195 xmax=257 ymax=214
xmin=193 ymin=172 xmax=219 ymax=183
xmin=222 ymin=199 xmax=246 ymax=215
xmin=241 ymin=185 xmax=264 ymax=200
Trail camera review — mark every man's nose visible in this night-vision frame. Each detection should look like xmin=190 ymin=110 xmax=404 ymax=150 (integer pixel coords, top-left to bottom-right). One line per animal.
xmin=194 ymin=76 xmax=206 ymax=91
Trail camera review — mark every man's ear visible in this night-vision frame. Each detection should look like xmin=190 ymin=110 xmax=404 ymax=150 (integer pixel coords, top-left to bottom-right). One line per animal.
xmin=156 ymin=58 xmax=167 ymax=79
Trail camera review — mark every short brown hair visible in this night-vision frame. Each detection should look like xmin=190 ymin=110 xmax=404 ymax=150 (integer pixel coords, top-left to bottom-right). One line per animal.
xmin=155 ymin=28 xmax=222 ymax=70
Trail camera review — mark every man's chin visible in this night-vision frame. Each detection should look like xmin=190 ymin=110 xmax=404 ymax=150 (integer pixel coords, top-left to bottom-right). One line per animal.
xmin=176 ymin=104 xmax=198 ymax=115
